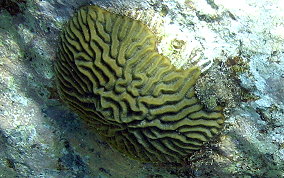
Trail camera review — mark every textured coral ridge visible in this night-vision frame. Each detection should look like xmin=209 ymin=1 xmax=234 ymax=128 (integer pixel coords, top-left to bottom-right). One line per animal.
xmin=54 ymin=5 xmax=225 ymax=163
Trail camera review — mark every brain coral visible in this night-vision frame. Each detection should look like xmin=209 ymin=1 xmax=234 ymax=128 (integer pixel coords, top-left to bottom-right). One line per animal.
xmin=54 ymin=5 xmax=225 ymax=163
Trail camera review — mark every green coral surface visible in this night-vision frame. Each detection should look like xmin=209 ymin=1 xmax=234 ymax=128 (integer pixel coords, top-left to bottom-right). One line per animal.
xmin=55 ymin=5 xmax=224 ymax=163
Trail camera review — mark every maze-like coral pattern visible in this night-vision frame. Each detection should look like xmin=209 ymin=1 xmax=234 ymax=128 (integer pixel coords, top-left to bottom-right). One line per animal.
xmin=54 ymin=5 xmax=225 ymax=163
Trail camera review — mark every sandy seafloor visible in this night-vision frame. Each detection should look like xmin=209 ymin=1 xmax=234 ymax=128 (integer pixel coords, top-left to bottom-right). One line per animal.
xmin=0 ymin=0 xmax=283 ymax=177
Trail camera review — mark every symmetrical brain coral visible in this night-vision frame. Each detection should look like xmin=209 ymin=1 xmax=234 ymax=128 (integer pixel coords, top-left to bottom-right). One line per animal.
xmin=54 ymin=5 xmax=225 ymax=163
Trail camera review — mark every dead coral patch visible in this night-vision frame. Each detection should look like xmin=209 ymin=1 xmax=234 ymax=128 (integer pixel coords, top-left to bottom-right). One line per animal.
xmin=195 ymin=57 xmax=257 ymax=113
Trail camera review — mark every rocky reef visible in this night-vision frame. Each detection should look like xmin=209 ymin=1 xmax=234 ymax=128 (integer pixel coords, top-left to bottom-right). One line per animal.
xmin=0 ymin=0 xmax=283 ymax=177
